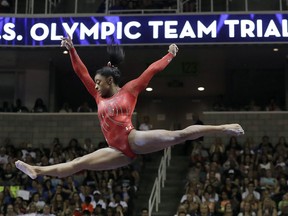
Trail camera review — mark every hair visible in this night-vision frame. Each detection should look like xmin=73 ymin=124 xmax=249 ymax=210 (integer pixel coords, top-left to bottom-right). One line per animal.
xmin=95 ymin=44 xmax=125 ymax=85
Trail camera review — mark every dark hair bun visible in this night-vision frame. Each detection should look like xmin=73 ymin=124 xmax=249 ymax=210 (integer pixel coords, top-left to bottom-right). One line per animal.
xmin=107 ymin=44 xmax=125 ymax=66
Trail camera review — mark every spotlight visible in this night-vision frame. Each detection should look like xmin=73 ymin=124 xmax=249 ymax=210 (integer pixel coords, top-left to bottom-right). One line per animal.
xmin=198 ymin=87 xmax=205 ymax=91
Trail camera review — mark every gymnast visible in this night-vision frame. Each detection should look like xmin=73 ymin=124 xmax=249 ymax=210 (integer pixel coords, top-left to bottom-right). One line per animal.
xmin=15 ymin=35 xmax=244 ymax=179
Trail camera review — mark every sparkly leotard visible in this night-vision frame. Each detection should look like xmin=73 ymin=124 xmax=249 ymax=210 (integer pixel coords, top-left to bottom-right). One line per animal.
xmin=69 ymin=48 xmax=174 ymax=159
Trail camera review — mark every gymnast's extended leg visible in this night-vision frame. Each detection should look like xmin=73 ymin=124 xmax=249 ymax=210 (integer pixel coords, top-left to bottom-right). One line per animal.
xmin=15 ymin=148 xmax=132 ymax=179
xmin=128 ymin=123 xmax=244 ymax=154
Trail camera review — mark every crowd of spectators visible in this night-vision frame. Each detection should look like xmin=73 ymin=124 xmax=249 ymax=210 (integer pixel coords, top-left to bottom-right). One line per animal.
xmin=1 ymin=106 xmax=288 ymax=216
xmin=108 ymin=0 xmax=177 ymax=12
xmin=176 ymin=135 xmax=288 ymax=216
xmin=0 ymin=99 xmax=94 ymax=113
xmin=0 ymin=99 xmax=47 ymax=113
xmin=212 ymin=98 xmax=284 ymax=112
xmin=0 ymin=97 xmax=286 ymax=113
xmin=0 ymin=137 xmax=144 ymax=216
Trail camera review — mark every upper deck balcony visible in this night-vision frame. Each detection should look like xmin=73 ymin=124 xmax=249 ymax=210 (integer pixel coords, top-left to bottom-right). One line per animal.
xmin=1 ymin=0 xmax=287 ymax=16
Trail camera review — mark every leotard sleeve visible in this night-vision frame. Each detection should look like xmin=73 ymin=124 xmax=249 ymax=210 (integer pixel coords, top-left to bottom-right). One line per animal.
xmin=69 ymin=48 xmax=98 ymax=98
xmin=124 ymin=52 xmax=174 ymax=96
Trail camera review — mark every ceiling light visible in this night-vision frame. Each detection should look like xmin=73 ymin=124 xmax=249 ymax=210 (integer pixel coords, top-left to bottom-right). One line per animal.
xmin=198 ymin=87 xmax=205 ymax=91
xmin=146 ymin=87 xmax=153 ymax=92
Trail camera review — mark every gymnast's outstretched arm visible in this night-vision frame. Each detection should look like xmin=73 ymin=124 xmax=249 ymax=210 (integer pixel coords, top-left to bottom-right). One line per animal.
xmin=124 ymin=44 xmax=178 ymax=95
xmin=62 ymin=35 xmax=97 ymax=98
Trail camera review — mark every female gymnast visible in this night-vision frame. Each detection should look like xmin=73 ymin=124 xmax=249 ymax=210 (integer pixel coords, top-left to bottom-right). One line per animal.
xmin=15 ymin=35 xmax=244 ymax=179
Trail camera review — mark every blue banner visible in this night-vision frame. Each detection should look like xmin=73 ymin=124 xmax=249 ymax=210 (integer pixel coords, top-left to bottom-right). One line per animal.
xmin=0 ymin=14 xmax=287 ymax=46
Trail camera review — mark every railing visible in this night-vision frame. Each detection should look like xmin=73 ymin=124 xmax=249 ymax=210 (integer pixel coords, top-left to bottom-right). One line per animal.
xmin=107 ymin=8 xmax=178 ymax=14
xmin=148 ymin=146 xmax=171 ymax=216
xmin=3 ymin=0 xmax=287 ymax=15
xmin=13 ymin=0 xmax=62 ymax=14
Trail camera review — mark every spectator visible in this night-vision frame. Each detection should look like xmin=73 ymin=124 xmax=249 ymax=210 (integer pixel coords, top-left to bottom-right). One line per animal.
xmin=0 ymin=146 xmax=9 ymax=165
xmin=13 ymin=99 xmax=29 ymax=113
xmin=31 ymin=192 xmax=46 ymax=212
xmin=222 ymin=166 xmax=242 ymax=183
xmin=241 ymin=181 xmax=260 ymax=201
xmin=42 ymin=179 xmax=55 ymax=203
xmin=26 ymin=202 xmax=38 ymax=215
xmin=237 ymin=201 xmax=256 ymax=216
xmin=13 ymin=196 xmax=27 ymax=215
xmin=222 ymin=152 xmax=240 ymax=171
xmin=138 ymin=115 xmax=152 ymax=131
xmin=106 ymin=207 xmax=115 ymax=216
xmin=68 ymin=192 xmax=82 ymax=211
xmin=190 ymin=142 xmax=209 ymax=164
xmin=220 ymin=177 xmax=236 ymax=198
xmin=115 ymin=204 xmax=124 ymax=216
xmin=59 ymin=102 xmax=72 ymax=113
xmin=184 ymin=198 xmax=199 ymax=215
xmin=209 ymin=137 xmax=225 ymax=162
xmin=275 ymin=176 xmax=288 ymax=196
xmin=199 ymin=202 xmax=214 ymax=216
xmin=202 ymin=184 xmax=218 ymax=213
xmin=230 ymin=186 xmax=242 ymax=214
xmin=1 ymin=162 xmax=18 ymax=185
xmin=258 ymin=189 xmax=277 ymax=216
xmin=215 ymin=190 xmax=231 ymax=215
xmin=0 ymin=101 xmax=12 ymax=112
xmin=205 ymin=162 xmax=221 ymax=188
xmin=91 ymin=190 xmax=106 ymax=210
xmin=108 ymin=192 xmax=128 ymax=213
xmin=223 ymin=202 xmax=233 ymax=216
xmin=98 ymin=179 xmax=113 ymax=204
xmin=109 ymin=0 xmax=129 ymax=10
xmin=256 ymin=135 xmax=274 ymax=154
xmin=140 ymin=207 xmax=149 ymax=216
xmin=93 ymin=204 xmax=104 ymax=215
xmin=51 ymin=193 xmax=67 ymax=215
xmin=257 ymin=154 xmax=273 ymax=171
xmin=225 ymin=136 xmax=243 ymax=156
xmin=186 ymin=163 xmax=206 ymax=184
xmin=259 ymin=169 xmax=278 ymax=192
xmin=174 ymin=204 xmax=190 ymax=216
xmin=77 ymin=101 xmax=92 ymax=112
xmin=279 ymin=205 xmax=288 ymax=216
xmin=81 ymin=195 xmax=94 ymax=213
xmin=279 ymin=192 xmax=288 ymax=212
xmin=4 ymin=204 xmax=17 ymax=216
xmin=239 ymin=154 xmax=254 ymax=177
xmin=36 ymin=204 xmax=55 ymax=216
xmin=241 ymin=193 xmax=259 ymax=214
xmin=245 ymin=99 xmax=261 ymax=111
xmin=82 ymin=138 xmax=95 ymax=154
xmin=141 ymin=0 xmax=153 ymax=9
xmin=265 ymin=98 xmax=281 ymax=111
xmin=31 ymin=98 xmax=47 ymax=113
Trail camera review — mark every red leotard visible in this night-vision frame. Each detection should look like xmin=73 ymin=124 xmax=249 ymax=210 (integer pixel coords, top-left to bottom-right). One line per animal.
xmin=69 ymin=48 xmax=174 ymax=159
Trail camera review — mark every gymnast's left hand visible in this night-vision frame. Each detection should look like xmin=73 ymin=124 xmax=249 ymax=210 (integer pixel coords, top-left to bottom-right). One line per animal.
xmin=168 ymin=43 xmax=179 ymax=56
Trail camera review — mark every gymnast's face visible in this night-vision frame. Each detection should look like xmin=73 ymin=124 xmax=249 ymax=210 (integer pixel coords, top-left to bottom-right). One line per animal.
xmin=94 ymin=74 xmax=113 ymax=98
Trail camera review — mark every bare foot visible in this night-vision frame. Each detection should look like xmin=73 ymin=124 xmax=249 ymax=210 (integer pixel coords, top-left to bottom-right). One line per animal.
xmin=15 ymin=160 xmax=37 ymax=179
xmin=223 ymin=124 xmax=244 ymax=136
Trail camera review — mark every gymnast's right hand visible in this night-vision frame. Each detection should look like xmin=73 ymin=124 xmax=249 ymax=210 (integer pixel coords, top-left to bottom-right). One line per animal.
xmin=61 ymin=34 xmax=74 ymax=50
